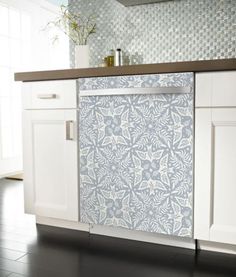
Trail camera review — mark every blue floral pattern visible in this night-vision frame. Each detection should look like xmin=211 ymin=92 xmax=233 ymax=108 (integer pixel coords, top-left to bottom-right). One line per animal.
xmin=79 ymin=73 xmax=194 ymax=238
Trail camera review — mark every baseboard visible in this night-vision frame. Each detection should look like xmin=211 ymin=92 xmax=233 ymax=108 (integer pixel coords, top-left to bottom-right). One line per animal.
xmin=90 ymin=224 xmax=196 ymax=250
xmin=36 ymin=216 xmax=195 ymax=249
xmin=35 ymin=217 xmax=236 ymax=254
xmin=36 ymin=216 xmax=89 ymax=232
xmin=198 ymin=240 xmax=236 ymax=255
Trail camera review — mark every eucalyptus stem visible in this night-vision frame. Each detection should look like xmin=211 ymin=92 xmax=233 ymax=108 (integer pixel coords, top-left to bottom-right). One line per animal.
xmin=44 ymin=4 xmax=96 ymax=46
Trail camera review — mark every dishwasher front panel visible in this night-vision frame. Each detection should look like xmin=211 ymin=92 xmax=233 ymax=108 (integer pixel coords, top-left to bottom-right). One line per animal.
xmin=79 ymin=73 xmax=194 ymax=238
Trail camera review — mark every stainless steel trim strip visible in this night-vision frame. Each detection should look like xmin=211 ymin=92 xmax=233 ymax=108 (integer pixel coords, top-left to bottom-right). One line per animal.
xmin=79 ymin=86 xmax=192 ymax=97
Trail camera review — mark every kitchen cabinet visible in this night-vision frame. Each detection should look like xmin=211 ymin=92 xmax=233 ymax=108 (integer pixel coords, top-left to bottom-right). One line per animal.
xmin=22 ymin=80 xmax=78 ymax=221
xmin=79 ymin=73 xmax=194 ymax=238
xmin=16 ymin=61 xmax=236 ymax=252
xmin=194 ymin=71 xmax=236 ymax=245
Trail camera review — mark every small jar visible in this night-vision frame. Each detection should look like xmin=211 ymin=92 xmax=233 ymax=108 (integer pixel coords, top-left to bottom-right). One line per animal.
xmin=100 ymin=57 xmax=108 ymax=67
xmin=107 ymin=49 xmax=115 ymax=67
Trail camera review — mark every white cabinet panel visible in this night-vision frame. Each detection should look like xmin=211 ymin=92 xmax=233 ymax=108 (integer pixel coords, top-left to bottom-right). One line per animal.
xmin=23 ymin=109 xmax=78 ymax=221
xmin=214 ymin=123 xmax=236 ymax=227
xmin=196 ymin=71 xmax=236 ymax=107
xmin=195 ymin=108 xmax=236 ymax=245
xmin=194 ymin=109 xmax=212 ymax=240
xmin=195 ymin=73 xmax=212 ymax=107
xmin=212 ymin=72 xmax=236 ymax=107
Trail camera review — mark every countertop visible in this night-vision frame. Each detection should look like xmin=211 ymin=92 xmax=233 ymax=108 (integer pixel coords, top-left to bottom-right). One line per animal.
xmin=15 ymin=59 xmax=236 ymax=82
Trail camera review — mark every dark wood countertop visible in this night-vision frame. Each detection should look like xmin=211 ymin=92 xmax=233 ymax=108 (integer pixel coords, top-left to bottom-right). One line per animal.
xmin=15 ymin=59 xmax=236 ymax=82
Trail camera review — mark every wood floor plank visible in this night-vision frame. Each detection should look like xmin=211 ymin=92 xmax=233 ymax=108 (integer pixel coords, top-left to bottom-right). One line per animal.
xmin=0 ymin=231 xmax=36 ymax=245
xmin=0 ymin=249 xmax=26 ymax=261
xmin=9 ymin=273 xmax=26 ymax=277
xmin=0 ymin=258 xmax=28 ymax=275
xmin=16 ymin=252 xmax=81 ymax=275
xmin=0 ymin=240 xmax=28 ymax=253
xmin=0 ymin=269 xmax=12 ymax=276
xmin=0 ymin=257 xmax=68 ymax=277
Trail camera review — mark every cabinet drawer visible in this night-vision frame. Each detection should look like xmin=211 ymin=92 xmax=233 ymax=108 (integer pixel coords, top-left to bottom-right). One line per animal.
xmin=22 ymin=80 xmax=77 ymax=109
xmin=196 ymin=71 xmax=236 ymax=107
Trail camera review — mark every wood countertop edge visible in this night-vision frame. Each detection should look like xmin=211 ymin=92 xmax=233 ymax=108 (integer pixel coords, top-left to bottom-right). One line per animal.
xmin=15 ymin=59 xmax=236 ymax=82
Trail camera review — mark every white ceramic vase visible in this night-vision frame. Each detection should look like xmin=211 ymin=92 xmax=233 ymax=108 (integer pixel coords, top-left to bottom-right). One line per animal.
xmin=75 ymin=45 xmax=90 ymax=68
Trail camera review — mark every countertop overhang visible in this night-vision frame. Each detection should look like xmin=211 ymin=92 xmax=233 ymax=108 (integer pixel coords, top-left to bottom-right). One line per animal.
xmin=15 ymin=59 xmax=236 ymax=82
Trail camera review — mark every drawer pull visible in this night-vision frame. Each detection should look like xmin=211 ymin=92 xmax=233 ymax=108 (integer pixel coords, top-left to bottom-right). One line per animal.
xmin=66 ymin=121 xmax=74 ymax=140
xmin=37 ymin=94 xmax=57 ymax=99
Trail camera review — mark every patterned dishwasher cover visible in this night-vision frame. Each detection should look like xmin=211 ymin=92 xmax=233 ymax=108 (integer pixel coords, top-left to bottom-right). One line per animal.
xmin=79 ymin=73 xmax=194 ymax=238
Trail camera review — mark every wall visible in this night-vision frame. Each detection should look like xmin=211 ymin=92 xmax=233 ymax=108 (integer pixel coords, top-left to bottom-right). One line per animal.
xmin=29 ymin=0 xmax=70 ymax=70
xmin=69 ymin=0 xmax=236 ymax=67
xmin=46 ymin=0 xmax=68 ymax=6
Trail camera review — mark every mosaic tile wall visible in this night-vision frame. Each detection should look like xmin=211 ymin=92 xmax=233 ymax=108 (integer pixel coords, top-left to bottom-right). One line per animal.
xmin=69 ymin=0 xmax=236 ymax=67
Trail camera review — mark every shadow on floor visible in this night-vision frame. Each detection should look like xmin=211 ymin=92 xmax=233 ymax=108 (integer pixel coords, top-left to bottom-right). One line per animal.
xmin=0 ymin=179 xmax=236 ymax=277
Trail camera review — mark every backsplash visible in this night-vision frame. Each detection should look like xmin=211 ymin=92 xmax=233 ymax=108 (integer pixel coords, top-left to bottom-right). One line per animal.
xmin=69 ymin=0 xmax=236 ymax=67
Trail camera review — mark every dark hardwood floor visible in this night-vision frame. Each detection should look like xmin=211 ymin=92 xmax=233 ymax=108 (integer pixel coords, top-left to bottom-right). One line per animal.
xmin=0 ymin=178 xmax=236 ymax=277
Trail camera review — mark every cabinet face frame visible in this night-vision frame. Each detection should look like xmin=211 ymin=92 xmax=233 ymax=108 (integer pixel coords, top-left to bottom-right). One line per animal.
xmin=23 ymin=109 xmax=78 ymax=221
xmin=194 ymin=108 xmax=236 ymax=245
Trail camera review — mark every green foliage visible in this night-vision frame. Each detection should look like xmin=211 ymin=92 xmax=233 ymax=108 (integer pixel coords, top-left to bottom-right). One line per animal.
xmin=46 ymin=5 xmax=96 ymax=45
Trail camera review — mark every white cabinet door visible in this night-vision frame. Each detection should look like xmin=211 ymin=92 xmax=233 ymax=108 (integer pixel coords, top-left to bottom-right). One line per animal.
xmin=195 ymin=108 xmax=236 ymax=245
xmin=23 ymin=109 xmax=78 ymax=221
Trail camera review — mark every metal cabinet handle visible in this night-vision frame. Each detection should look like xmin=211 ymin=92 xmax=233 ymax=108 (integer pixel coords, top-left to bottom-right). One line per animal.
xmin=37 ymin=94 xmax=57 ymax=99
xmin=79 ymin=86 xmax=192 ymax=97
xmin=66 ymin=121 xmax=74 ymax=140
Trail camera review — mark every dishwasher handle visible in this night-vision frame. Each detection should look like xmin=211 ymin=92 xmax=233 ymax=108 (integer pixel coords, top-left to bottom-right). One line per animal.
xmin=79 ymin=86 xmax=192 ymax=97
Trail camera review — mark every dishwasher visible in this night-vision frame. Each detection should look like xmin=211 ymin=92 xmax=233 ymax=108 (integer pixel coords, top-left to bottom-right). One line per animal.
xmin=78 ymin=72 xmax=194 ymax=238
